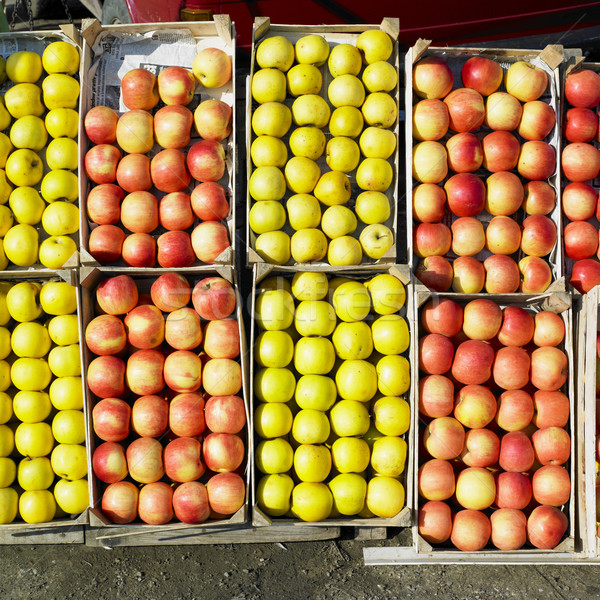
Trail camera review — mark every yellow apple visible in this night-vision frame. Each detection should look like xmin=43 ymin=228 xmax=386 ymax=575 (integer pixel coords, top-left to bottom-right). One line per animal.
xmin=355 ymin=191 xmax=391 ymax=225
xmin=362 ymin=92 xmax=397 ymax=128
xmin=50 ymin=443 xmax=87 ymax=480
xmin=366 ymin=475 xmax=404 ymax=517
xmin=326 ymin=136 xmax=361 ymax=172
xmin=0 ymin=132 xmax=13 ymax=168
xmin=0 ymin=360 xmax=10 ymax=392
xmin=295 ymin=34 xmax=329 ymax=67
xmin=286 ymin=194 xmax=321 ymax=230
xmin=45 ymin=108 xmax=79 ymax=138
xmin=52 ymin=409 xmax=85 ymax=445
xmin=0 ymin=391 xmax=11 ymax=423
xmin=19 ymin=489 xmax=56 ymax=523
xmin=362 ymin=60 xmax=398 ymax=92
xmin=42 ymin=41 xmax=80 ymax=75
xmin=329 ymin=399 xmax=370 ymax=436
xmin=371 ymin=314 xmax=409 ymax=354
xmin=294 ymin=374 xmax=336 ymax=411
xmin=0 ymin=330 xmax=7 ymax=360
xmin=291 ymin=271 xmax=328 ymax=301
xmin=256 ymin=36 xmax=295 ymax=72
xmin=0 ymin=423 xmax=13 ymax=457
xmin=370 ymin=436 xmax=407 ymax=477
xmin=321 ymin=205 xmax=357 ymax=239
xmin=49 ymin=376 xmax=83 ymax=410
xmin=314 ymin=171 xmax=351 ymax=206
xmin=255 ymin=231 xmax=291 ymax=265
xmin=40 ymin=281 xmax=77 ymax=315
xmin=332 ymin=321 xmax=373 ymax=360
xmin=0 ymin=205 xmax=13 ymax=236
xmin=15 ymin=422 xmax=54 ymax=457
xmin=5 ymin=148 xmax=43 ymax=186
xmin=9 ymin=186 xmax=45 ymax=225
xmin=328 ymin=74 xmax=365 ymax=108
xmin=329 ymin=473 xmax=367 ymax=515
xmin=327 ymin=236 xmax=363 ymax=266
xmin=251 ymin=68 xmax=287 ymax=104
xmin=332 ymin=281 xmax=370 ymax=322
xmin=54 ymin=478 xmax=88 ymax=514
xmin=376 ymin=354 xmax=410 ymax=397
xmin=6 ymin=281 xmax=41 ymax=322
xmin=0 ymin=169 xmax=12 ymax=204
xmin=42 ymin=74 xmax=80 ymax=110
xmin=3 ymin=223 xmax=38 ymax=267
xmin=291 ymin=94 xmax=330 ymax=128
xmin=292 ymin=481 xmax=333 ymax=522
xmin=290 ymin=228 xmax=327 ymax=263
xmin=41 ymin=169 xmax=78 ymax=202
xmin=284 ymin=156 xmax=321 ymax=194
xmin=0 ymin=487 xmax=17 ymax=523
xmin=255 ymin=288 xmax=295 ymax=331
xmin=356 ymin=158 xmax=393 ymax=192
xmin=6 ymin=51 xmax=42 ymax=83
xmin=329 ymin=106 xmax=364 ymax=138
xmin=0 ymin=457 xmax=14 ymax=489
xmin=18 ymin=456 xmax=54 ymax=490
xmin=11 ymin=358 xmax=52 ymax=391
xmin=252 ymin=101 xmax=292 ymax=138
xmin=254 ymin=402 xmax=293 ymax=438
xmin=359 ymin=126 xmax=397 ymax=159
xmin=38 ymin=235 xmax=78 ymax=269
xmin=373 ymin=396 xmax=410 ymax=436
xmin=289 ymin=126 xmax=326 ymax=160
xmin=249 ymin=166 xmax=286 ymax=201
xmin=294 ymin=443 xmax=331 ymax=482
xmin=249 ymin=200 xmax=286 ymax=235
xmin=335 ymin=359 xmax=378 ymax=401
xmin=356 ymin=30 xmax=393 ymax=64
xmin=0 ymin=99 xmax=10 ymax=131
xmin=255 ymin=330 xmax=294 ymax=368
xmin=257 ymin=473 xmax=294 ymax=517
xmin=294 ymin=300 xmax=336 ymax=337
xmin=45 ymin=137 xmax=78 ymax=171
xmin=331 ymin=437 xmax=370 ymax=473
xmin=48 ymin=314 xmax=79 ymax=346
xmin=294 ymin=336 xmax=335 ymax=375
xmin=11 ymin=322 xmax=51 ymax=358
xmin=254 ymin=367 xmax=296 ymax=403
xmin=48 ymin=344 xmax=81 ymax=378
xmin=10 ymin=115 xmax=48 ymax=151
xmin=4 ymin=83 xmax=45 ymax=118
xmin=292 ymin=409 xmax=330 ymax=445
xmin=328 ymin=43 xmax=362 ymax=77
xmin=0 ymin=282 xmax=12 ymax=326
xmin=366 ymin=273 xmax=405 ymax=314
xmin=13 ymin=390 xmax=52 ymax=423
xmin=287 ymin=64 xmax=322 ymax=96
xmin=255 ymin=437 xmax=293 ymax=474
xmin=250 ymin=135 xmax=288 ymax=167
xmin=42 ymin=201 xmax=80 ymax=236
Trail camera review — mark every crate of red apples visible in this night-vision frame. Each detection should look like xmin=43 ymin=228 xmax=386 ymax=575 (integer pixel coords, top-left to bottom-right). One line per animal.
xmin=414 ymin=288 xmax=576 ymax=556
xmin=82 ymin=267 xmax=249 ymax=529
xmin=407 ymin=41 xmax=564 ymax=294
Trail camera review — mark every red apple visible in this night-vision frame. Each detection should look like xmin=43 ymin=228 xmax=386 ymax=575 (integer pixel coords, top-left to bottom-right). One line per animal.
xmin=92 ymin=441 xmax=128 ymax=484
xmin=496 ymin=389 xmax=534 ymax=432
xmin=204 ymin=396 xmax=246 ymax=434
xmin=191 ymin=182 xmax=230 ymax=222
xmin=419 ymin=334 xmax=454 ymax=375
xmin=413 ymin=56 xmax=454 ymax=99
xmin=173 ymin=481 xmax=210 ymax=524
xmin=532 ymin=427 xmax=571 ymax=466
xmin=454 ymin=384 xmax=497 ymax=428
xmin=517 ymin=100 xmax=555 ymax=141
xmin=423 ymin=416 xmax=465 ymax=460
xmin=532 ymin=464 xmax=571 ymax=506
xmin=527 ymin=505 xmax=568 ymax=549
xmin=84 ymin=105 xmax=118 ymax=145
xmin=519 ymin=256 xmax=553 ymax=293
xmin=86 ymin=183 xmax=124 ymax=226
xmin=203 ymin=319 xmax=240 ymax=359
xmin=157 ymin=230 xmax=196 ymax=268
xmin=564 ymin=221 xmax=598 ymax=260
xmin=418 ymin=458 xmax=455 ymax=501
xmin=122 ymin=233 xmax=156 ymax=268
xmin=191 ymin=221 xmax=230 ymax=263
xmin=138 ymin=481 xmax=173 ymax=525
xmin=484 ymin=254 xmax=520 ymax=293
xmin=85 ymin=314 xmax=126 ymax=357
xmin=131 ymin=395 xmax=169 ymax=438
xmin=96 ymin=275 xmax=138 ymax=315
xmin=522 ymin=180 xmax=556 ymax=215
xmin=412 ymin=183 xmax=446 ymax=223
xmin=493 ymin=347 xmax=530 ymax=390
xmin=154 ymin=104 xmax=193 ymax=149
xmin=444 ymin=173 xmax=485 ymax=217
xmin=562 ymin=142 xmax=600 ymax=182
xmin=485 ymin=215 xmax=521 ymax=255
xmin=206 ymin=472 xmax=245 ymax=515
xmin=485 ymin=91 xmax=522 ymax=131
xmin=530 ymin=347 xmax=568 ymax=391
xmin=419 ymin=375 xmax=454 ymax=418
xmin=121 ymin=68 xmax=159 ymax=110
xmin=491 ymin=508 xmax=527 ymax=551
xmin=151 ymin=273 xmax=191 ymax=312
xmin=462 ymin=298 xmax=502 ymax=341
xmin=533 ymin=311 xmax=565 ymax=347
xmin=157 ymin=66 xmax=196 ymax=106
xmin=495 ymin=471 xmax=532 ymax=509
xmin=116 ymin=153 xmax=152 ymax=193
xmin=88 ymin=225 xmax=125 ymax=264
xmin=126 ymin=437 xmax=165 ymax=484
xmin=120 ymin=191 xmax=159 ymax=234
xmin=85 ymin=144 xmax=121 ymax=184
xmin=498 ymin=306 xmax=534 ymax=347
xmin=203 ymin=432 xmax=245 ymax=473
xmin=126 ymin=349 xmax=165 ymax=396
xmin=412 ymin=141 xmax=448 ymax=184
xmin=451 ymin=340 xmax=494 ymax=385
xmin=452 ymin=256 xmax=485 ymax=293
xmin=165 ymin=307 xmax=203 ymax=350
xmin=505 ymin=61 xmax=548 ymax=102
xmin=451 ymin=509 xmax=491 ymax=551
xmin=116 ymin=109 xmax=154 ymax=154
xmin=414 ymin=223 xmax=451 ymax=257
xmin=124 ymin=304 xmax=165 ymax=349
xmin=169 ymin=392 xmax=206 ymax=437
xmin=101 ymin=481 xmax=139 ymax=524
xmin=87 ymin=355 xmax=126 ymax=398
xmin=415 ymin=256 xmax=453 ymax=292
xmin=92 ymin=398 xmax=130 ymax=443
xmin=194 ymin=99 xmax=232 ymax=141
xmin=499 ymin=431 xmax=535 ymax=472
xmin=421 ymin=297 xmax=463 ymax=338
xmin=203 ymin=359 xmax=242 ymax=397
xmin=418 ymin=501 xmax=453 ymax=544
xmin=455 ymin=467 xmax=496 ymax=510
xmin=151 ymin=148 xmax=191 ymax=194
xmin=564 ymin=107 xmax=598 ymax=142
xmin=164 ymin=350 xmax=203 ymax=393
xmin=533 ymin=390 xmax=570 ymax=428
xmin=187 ymin=140 xmax=226 ymax=182
xmin=412 ymin=98 xmax=449 ymax=141
xmin=460 ymin=428 xmax=500 ymax=468
xmin=565 ymin=68 xmax=600 ymax=108
xmin=461 ymin=56 xmax=503 ymax=96
xmin=159 ymin=192 xmax=194 ymax=231
xmin=518 ymin=141 xmax=556 ymax=181
xmin=444 ymin=87 xmax=485 ymax=133
xmin=482 ymin=130 xmax=520 ymax=172
xmin=570 ymin=259 xmax=600 ymax=293
xmin=485 ymin=171 xmax=524 ymax=216
xmin=451 ymin=217 xmax=485 ymax=257
xmin=563 ymin=182 xmax=597 ymax=221
xmin=192 ymin=277 xmax=236 ymax=320
xmin=164 ymin=437 xmax=205 ymax=483
xmin=446 ymin=132 xmax=483 ymax=173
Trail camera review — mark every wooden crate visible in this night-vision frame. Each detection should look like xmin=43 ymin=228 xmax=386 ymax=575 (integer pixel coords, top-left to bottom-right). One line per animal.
xmin=246 ymin=17 xmax=400 ymax=268
xmin=78 ymin=17 xmax=236 ymax=269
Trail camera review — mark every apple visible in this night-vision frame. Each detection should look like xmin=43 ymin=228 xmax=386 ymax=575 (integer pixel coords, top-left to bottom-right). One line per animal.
xmin=485 ymin=91 xmax=522 ymax=131
xmin=518 ymin=141 xmax=556 ymax=181
xmin=157 ymin=66 xmax=195 ymax=105
xmin=443 ymin=87 xmax=485 ymax=132
xmin=151 ymin=273 xmax=191 ymax=312
xmin=444 ymin=173 xmax=485 ymax=217
xmin=85 ymin=314 xmax=126 ymax=356
xmin=519 ymin=256 xmax=553 ymax=293
xmin=564 ymin=221 xmax=598 ymax=259
xmin=205 ymin=472 xmax=245 ymax=515
xmin=518 ymin=101 xmax=555 ymax=141
xmin=124 ymin=304 xmax=164 ymax=349
xmin=565 ymin=68 xmax=600 ymax=108
xmin=156 ymin=231 xmax=195 ymax=268
xmin=523 ymin=180 xmax=556 ymax=215
xmin=92 ymin=441 xmax=127 ymax=484
xmin=151 ymin=148 xmax=191 ymax=194
xmin=451 ymin=509 xmax=491 ymax=552
xmin=193 ymin=48 xmax=232 ymax=89
xmin=505 ymin=61 xmax=548 ymax=101
xmin=87 ymin=355 xmax=126 ymax=398
xmin=169 ymin=393 xmax=206 ymax=437
xmin=164 ymin=437 xmax=205 ymax=483
xmin=414 ymin=223 xmax=451 ymax=257
xmin=418 ymin=458 xmax=455 ymax=501
xmin=191 ymin=221 xmax=230 ymax=263
xmin=203 ymin=432 xmax=245 ymax=473
xmin=495 ymin=471 xmax=532 ymax=509
xmin=530 ymin=347 xmax=568 ymax=391
xmin=84 ymin=105 xmax=118 ymax=144
xmin=101 ymin=481 xmax=138 ymax=524
xmin=116 ymin=153 xmax=152 ymax=193
xmin=192 ymin=277 xmax=236 ymax=320
xmin=412 ymin=141 xmax=447 ymax=184
xmin=423 ymin=416 xmax=465 ymax=460
xmin=194 ymin=99 xmax=232 ymax=141
xmin=532 ymin=464 xmax=570 ymax=506
xmin=418 ymin=501 xmax=453 ymax=544
xmin=499 ymin=430 xmax=535 ymax=473
xmin=138 ymin=482 xmax=174 ymax=526
xmin=204 ymin=319 xmax=239 ymax=360
xmin=455 ymin=467 xmax=496 ymax=510
xmin=84 ymin=144 xmax=121 ymax=184
xmin=159 ymin=192 xmax=194 ymax=231
xmin=533 ymin=311 xmax=565 ymax=347
xmin=454 ymin=384 xmax=497 ymax=428
xmin=204 ymin=396 xmax=246 ymax=434
xmin=121 ymin=68 xmax=159 ymax=110
xmin=451 ymin=340 xmax=494 ymax=385
xmin=563 ymin=182 xmax=597 ymax=221
xmin=126 ymin=437 xmax=164 ymax=484
xmin=154 ymin=104 xmax=193 ymax=148
xmin=482 ymin=131 xmax=520 ymax=172
xmin=96 ymin=275 xmax=138 ymax=315
xmin=191 ymin=182 xmax=229 ymax=221
xmin=493 ymin=346 xmax=530 ymax=390
xmin=562 ymin=142 xmax=600 ymax=182
xmin=419 ymin=375 xmax=454 ymax=418
xmin=533 ymin=390 xmax=570 ymax=428
xmin=165 ymin=307 xmax=202 ymax=350
xmin=131 ymin=395 xmax=168 ymax=438
xmin=173 ymin=481 xmax=210 ymax=524
xmin=564 ymin=107 xmax=598 ymax=142
xmin=462 ymin=298 xmax=502 ymax=340
xmin=421 ymin=297 xmax=463 ymax=337
xmin=446 ymin=132 xmax=483 ymax=173
xmin=126 ymin=349 xmax=165 ymax=396
xmin=532 ymin=427 xmax=571 ymax=466
xmin=86 ymin=183 xmax=124 ymax=225
xmin=570 ymin=259 xmax=600 ymax=293
xmin=187 ymin=140 xmax=226 ymax=182
xmin=498 ymin=306 xmax=534 ymax=347
xmin=491 ymin=508 xmax=527 ymax=551
xmin=122 ymin=233 xmax=156 ymax=268
xmin=412 ymin=56 xmax=453 ymax=99
xmin=527 ymin=505 xmax=568 ymax=549
xmin=419 ymin=333 xmax=454 ymax=375
xmin=415 ymin=256 xmax=453 ymax=292
xmin=164 ymin=350 xmax=202 ymax=393
xmin=461 ymin=56 xmax=502 ymax=95
xmin=92 ymin=397 xmax=130 ymax=442
xmin=452 ymin=256 xmax=485 ymax=293
xmin=412 ymin=99 xmax=449 ymax=141
xmin=120 ymin=191 xmax=158 ymax=234
xmin=412 ymin=183 xmax=446 ymax=223
xmin=116 ymin=109 xmax=154 ymax=154
xmin=460 ymin=428 xmax=500 ymax=468
xmin=484 ymin=254 xmax=520 ymax=293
